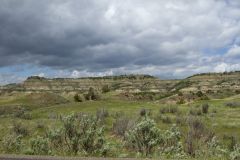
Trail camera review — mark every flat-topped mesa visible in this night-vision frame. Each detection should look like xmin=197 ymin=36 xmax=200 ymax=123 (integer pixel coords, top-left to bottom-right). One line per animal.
xmin=187 ymin=71 xmax=240 ymax=79
xmin=20 ymin=74 xmax=175 ymax=93
xmin=25 ymin=74 xmax=157 ymax=81
xmin=2 ymin=71 xmax=240 ymax=95
xmin=26 ymin=76 xmax=48 ymax=81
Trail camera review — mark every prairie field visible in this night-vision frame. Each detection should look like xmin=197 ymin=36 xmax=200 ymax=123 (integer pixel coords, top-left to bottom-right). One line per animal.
xmin=0 ymin=77 xmax=240 ymax=160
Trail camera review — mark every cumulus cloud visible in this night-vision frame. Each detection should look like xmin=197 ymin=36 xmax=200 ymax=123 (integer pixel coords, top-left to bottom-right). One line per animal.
xmin=214 ymin=62 xmax=240 ymax=72
xmin=0 ymin=0 xmax=240 ymax=84
xmin=225 ymin=45 xmax=240 ymax=58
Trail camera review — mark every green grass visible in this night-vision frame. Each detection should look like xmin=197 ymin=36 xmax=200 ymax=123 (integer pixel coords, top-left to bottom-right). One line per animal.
xmin=1 ymin=92 xmax=240 ymax=135
xmin=0 ymin=92 xmax=240 ymax=158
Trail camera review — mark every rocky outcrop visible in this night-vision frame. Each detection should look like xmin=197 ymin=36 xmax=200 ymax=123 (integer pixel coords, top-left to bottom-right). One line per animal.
xmin=1 ymin=72 xmax=240 ymax=95
xmin=0 ymin=75 xmax=179 ymax=94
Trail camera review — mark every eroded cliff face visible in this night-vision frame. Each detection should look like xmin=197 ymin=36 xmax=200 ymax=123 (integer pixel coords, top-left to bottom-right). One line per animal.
xmin=1 ymin=72 xmax=240 ymax=95
xmin=183 ymin=72 xmax=240 ymax=93
xmin=0 ymin=75 xmax=179 ymax=94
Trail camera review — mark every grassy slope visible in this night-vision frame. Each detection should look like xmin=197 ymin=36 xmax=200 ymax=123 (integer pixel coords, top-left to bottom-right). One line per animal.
xmin=0 ymin=91 xmax=240 ymax=158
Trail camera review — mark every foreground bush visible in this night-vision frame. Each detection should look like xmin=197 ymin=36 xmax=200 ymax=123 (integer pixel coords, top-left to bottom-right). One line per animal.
xmin=29 ymin=136 xmax=51 ymax=155
xmin=161 ymin=125 xmax=186 ymax=158
xmin=1 ymin=111 xmax=239 ymax=159
xmin=125 ymin=116 xmax=163 ymax=156
xmin=47 ymin=113 xmax=108 ymax=156
xmin=230 ymin=144 xmax=240 ymax=160
xmin=96 ymin=108 xmax=109 ymax=123
xmin=112 ymin=116 xmax=131 ymax=137
xmin=187 ymin=116 xmax=206 ymax=139
xmin=1 ymin=134 xmax=23 ymax=153
xmin=185 ymin=116 xmax=215 ymax=157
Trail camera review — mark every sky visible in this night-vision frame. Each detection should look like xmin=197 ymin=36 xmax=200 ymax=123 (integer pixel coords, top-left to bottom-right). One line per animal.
xmin=0 ymin=0 xmax=240 ymax=84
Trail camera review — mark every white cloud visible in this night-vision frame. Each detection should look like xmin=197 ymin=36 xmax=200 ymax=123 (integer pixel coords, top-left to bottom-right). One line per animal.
xmin=225 ymin=45 xmax=240 ymax=58
xmin=70 ymin=70 xmax=114 ymax=78
xmin=214 ymin=63 xmax=228 ymax=72
xmin=214 ymin=62 xmax=240 ymax=73
xmin=37 ymin=73 xmax=45 ymax=77
xmin=104 ymin=5 xmax=116 ymax=22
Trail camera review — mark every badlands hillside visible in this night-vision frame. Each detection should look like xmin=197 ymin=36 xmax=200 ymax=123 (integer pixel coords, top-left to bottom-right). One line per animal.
xmin=1 ymin=71 xmax=240 ymax=104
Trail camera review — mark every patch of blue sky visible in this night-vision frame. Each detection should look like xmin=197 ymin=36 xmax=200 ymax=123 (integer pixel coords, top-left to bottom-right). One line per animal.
xmin=202 ymin=46 xmax=230 ymax=56
xmin=0 ymin=64 xmax=56 ymax=78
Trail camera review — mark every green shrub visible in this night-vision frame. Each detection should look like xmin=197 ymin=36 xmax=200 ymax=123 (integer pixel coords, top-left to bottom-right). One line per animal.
xmin=202 ymin=103 xmax=209 ymax=114
xmin=74 ymin=93 xmax=85 ymax=102
xmin=196 ymin=91 xmax=204 ymax=97
xmin=187 ymin=117 xmax=206 ymax=139
xmin=200 ymin=95 xmax=209 ymax=100
xmin=76 ymin=115 xmax=107 ymax=155
xmin=48 ymin=113 xmax=107 ymax=156
xmin=159 ymin=106 xmax=178 ymax=114
xmin=125 ymin=117 xmax=163 ymax=156
xmin=12 ymin=122 xmax=29 ymax=136
xmin=112 ymin=111 xmax=125 ymax=119
xmin=162 ymin=116 xmax=172 ymax=124
xmin=111 ymin=83 xmax=121 ymax=90
xmin=139 ymin=108 xmax=146 ymax=116
xmin=61 ymin=114 xmax=83 ymax=154
xmin=178 ymin=92 xmax=183 ymax=96
xmin=189 ymin=108 xmax=202 ymax=116
xmin=46 ymin=128 xmax=64 ymax=152
xmin=236 ymin=90 xmax=240 ymax=94
xmin=1 ymin=134 xmax=23 ymax=153
xmin=139 ymin=108 xmax=151 ymax=117
xmin=173 ymin=80 xmax=192 ymax=91
xmin=48 ymin=112 xmax=59 ymax=119
xmin=160 ymin=107 xmax=168 ymax=114
xmin=175 ymin=116 xmax=186 ymax=126
xmin=212 ymin=108 xmax=217 ymax=113
xmin=184 ymin=116 xmax=214 ymax=157
xmin=23 ymin=112 xmax=32 ymax=120
xmin=161 ymin=125 xmax=186 ymax=158
xmin=13 ymin=107 xmax=25 ymax=118
xmin=29 ymin=136 xmax=51 ymax=155
xmin=0 ymin=107 xmax=7 ymax=116
xmin=102 ymin=85 xmax=110 ymax=93
xmin=85 ymin=87 xmax=100 ymax=100
xmin=184 ymin=130 xmax=195 ymax=157
xmin=36 ymin=121 xmax=45 ymax=129
xmin=230 ymin=144 xmax=240 ymax=160
xmin=225 ymin=135 xmax=238 ymax=151
xmin=96 ymin=108 xmax=109 ymax=123
xmin=204 ymin=136 xmax=228 ymax=159
xmin=169 ymin=106 xmax=178 ymax=113
xmin=112 ymin=116 xmax=131 ymax=137
xmin=225 ymin=102 xmax=240 ymax=108
xmin=177 ymin=98 xmax=185 ymax=104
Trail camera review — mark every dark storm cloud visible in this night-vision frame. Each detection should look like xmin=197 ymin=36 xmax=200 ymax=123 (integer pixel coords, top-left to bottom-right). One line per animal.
xmin=0 ymin=0 xmax=240 ymax=78
xmin=0 ymin=0 xmax=192 ymax=70
xmin=0 ymin=0 xmax=111 ymax=67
